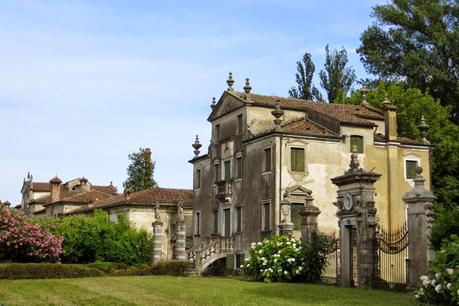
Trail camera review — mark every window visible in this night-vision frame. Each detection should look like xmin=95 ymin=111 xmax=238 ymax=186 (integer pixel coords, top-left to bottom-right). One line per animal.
xmin=224 ymin=208 xmax=231 ymax=236
xmin=195 ymin=169 xmax=201 ymax=189
xmin=264 ymin=148 xmax=272 ymax=172
xmin=237 ymin=115 xmax=243 ymax=134
xmin=350 ymin=135 xmax=364 ymax=153
xmin=236 ymin=157 xmax=242 ymax=179
xmin=291 ymin=203 xmax=303 ymax=230
xmin=213 ymin=210 xmax=218 ymax=234
xmin=216 ymin=124 xmax=221 ymax=140
xmin=291 ymin=148 xmax=305 ymax=172
xmin=262 ymin=201 xmax=271 ymax=231
xmin=194 ymin=211 xmax=201 ymax=235
xmin=235 ymin=206 xmax=242 ymax=232
xmin=215 ymin=164 xmax=220 ymax=182
xmin=406 ymin=160 xmax=418 ymax=180
xmin=224 ymin=160 xmax=231 ymax=181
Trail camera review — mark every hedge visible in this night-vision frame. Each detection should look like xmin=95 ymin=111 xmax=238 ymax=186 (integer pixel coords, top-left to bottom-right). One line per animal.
xmin=0 ymin=263 xmax=103 ymax=279
xmin=152 ymin=260 xmax=192 ymax=276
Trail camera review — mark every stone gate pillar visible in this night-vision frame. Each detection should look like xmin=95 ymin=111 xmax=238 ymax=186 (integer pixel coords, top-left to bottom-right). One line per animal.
xmin=331 ymin=153 xmax=381 ymax=289
xmin=403 ymin=166 xmax=435 ymax=289
xmin=152 ymin=204 xmax=163 ymax=264
xmin=300 ymin=191 xmax=320 ymax=242
xmin=175 ymin=203 xmax=187 ymax=260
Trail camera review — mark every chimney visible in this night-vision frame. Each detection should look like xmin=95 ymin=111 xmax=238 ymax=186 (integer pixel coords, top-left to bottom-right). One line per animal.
xmin=382 ymin=96 xmax=398 ymax=141
xmin=49 ymin=176 xmax=62 ymax=203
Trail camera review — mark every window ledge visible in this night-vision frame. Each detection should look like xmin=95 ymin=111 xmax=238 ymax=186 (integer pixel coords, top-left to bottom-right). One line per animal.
xmin=261 ymin=171 xmax=272 ymax=176
xmin=234 ymin=178 xmax=242 ymax=182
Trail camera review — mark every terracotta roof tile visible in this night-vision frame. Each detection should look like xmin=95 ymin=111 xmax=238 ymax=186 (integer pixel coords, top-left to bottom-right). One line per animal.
xmin=57 ymin=190 xmax=115 ymax=204
xmin=229 ymin=91 xmax=384 ymax=126
xmin=280 ymin=118 xmax=336 ymax=136
xmin=29 ymin=182 xmax=51 ymax=192
xmin=374 ymin=133 xmax=424 ymax=145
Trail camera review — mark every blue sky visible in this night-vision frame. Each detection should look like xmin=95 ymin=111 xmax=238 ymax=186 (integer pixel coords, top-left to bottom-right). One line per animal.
xmin=0 ymin=0 xmax=380 ymax=205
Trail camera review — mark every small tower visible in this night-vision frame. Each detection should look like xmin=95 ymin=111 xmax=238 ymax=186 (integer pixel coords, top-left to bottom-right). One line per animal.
xmin=210 ymin=97 xmax=216 ymax=110
xmin=360 ymin=86 xmax=370 ymax=106
xmin=243 ymin=78 xmax=252 ymax=101
xmin=192 ymin=135 xmax=202 ymax=157
xmin=226 ymin=72 xmax=235 ymax=91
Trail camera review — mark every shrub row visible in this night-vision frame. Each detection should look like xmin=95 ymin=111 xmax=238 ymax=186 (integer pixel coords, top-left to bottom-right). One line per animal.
xmin=0 ymin=260 xmax=191 ymax=279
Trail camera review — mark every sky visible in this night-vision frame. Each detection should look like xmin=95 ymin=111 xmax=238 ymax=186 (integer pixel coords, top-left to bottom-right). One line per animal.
xmin=0 ymin=0 xmax=381 ymax=205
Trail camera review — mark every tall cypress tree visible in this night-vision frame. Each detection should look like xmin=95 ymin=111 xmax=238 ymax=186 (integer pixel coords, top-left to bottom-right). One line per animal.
xmin=289 ymin=52 xmax=323 ymax=101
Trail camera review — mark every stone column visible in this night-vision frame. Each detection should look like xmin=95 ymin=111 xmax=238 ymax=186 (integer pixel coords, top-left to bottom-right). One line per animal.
xmin=403 ymin=166 xmax=435 ymax=289
xmin=300 ymin=192 xmax=320 ymax=242
xmin=152 ymin=221 xmax=164 ymax=264
xmin=278 ymin=195 xmax=294 ymax=236
xmin=175 ymin=220 xmax=187 ymax=260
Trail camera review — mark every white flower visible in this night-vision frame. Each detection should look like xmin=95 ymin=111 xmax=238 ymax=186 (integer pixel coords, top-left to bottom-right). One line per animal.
xmin=435 ymin=284 xmax=442 ymax=293
xmin=284 ymin=271 xmax=288 ymax=275
xmin=298 ymin=266 xmax=303 ymax=271
xmin=274 ymin=258 xmax=277 ymax=263
xmin=431 ymin=279 xmax=436 ymax=286
xmin=291 ymin=258 xmax=295 ymax=262
xmin=261 ymin=257 xmax=265 ymax=261
xmin=292 ymin=244 xmax=296 ymax=248
xmin=420 ymin=275 xmax=429 ymax=281
xmin=278 ymin=269 xmax=282 ymax=273
xmin=435 ymin=272 xmax=441 ymax=279
xmin=414 ymin=294 xmax=419 ymax=300
xmin=258 ymin=250 xmax=263 ymax=254
xmin=247 ymin=264 xmax=250 ymax=267
xmin=251 ymin=242 xmax=256 ymax=247
xmin=240 ymin=265 xmax=244 ymax=268
xmin=257 ymin=242 xmax=262 ymax=246
xmin=245 ymin=258 xmax=249 ymax=262
xmin=286 ymin=241 xmax=291 ymax=245
xmin=422 ymin=279 xmax=430 ymax=287
xmin=447 ymin=268 xmax=454 ymax=275
xmin=457 ymin=288 xmax=459 ymax=296
xmin=447 ymin=283 xmax=452 ymax=290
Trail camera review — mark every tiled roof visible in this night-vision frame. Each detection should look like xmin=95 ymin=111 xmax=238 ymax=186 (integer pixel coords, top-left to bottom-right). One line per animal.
xmin=93 ymin=187 xmax=193 ymax=209
xmin=57 ymin=190 xmax=115 ymax=204
xmin=228 ymin=91 xmax=384 ymax=126
xmin=280 ymin=118 xmax=336 ymax=136
xmin=92 ymin=185 xmax=118 ymax=195
xmin=29 ymin=182 xmax=51 ymax=192
xmin=374 ymin=133 xmax=424 ymax=145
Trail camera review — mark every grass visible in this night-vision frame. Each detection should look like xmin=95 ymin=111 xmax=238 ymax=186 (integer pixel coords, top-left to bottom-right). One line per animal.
xmin=0 ymin=276 xmax=417 ymax=306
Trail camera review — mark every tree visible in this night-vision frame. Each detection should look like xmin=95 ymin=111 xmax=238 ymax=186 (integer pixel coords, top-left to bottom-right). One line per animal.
xmin=357 ymin=0 xmax=459 ymax=121
xmin=123 ymin=148 xmax=158 ymax=192
xmin=319 ymin=45 xmax=356 ymax=102
xmin=289 ymin=53 xmax=323 ymax=101
xmin=347 ymin=81 xmax=459 ymax=207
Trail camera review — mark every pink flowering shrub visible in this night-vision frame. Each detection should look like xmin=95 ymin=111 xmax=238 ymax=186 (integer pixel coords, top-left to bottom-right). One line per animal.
xmin=0 ymin=206 xmax=62 ymax=262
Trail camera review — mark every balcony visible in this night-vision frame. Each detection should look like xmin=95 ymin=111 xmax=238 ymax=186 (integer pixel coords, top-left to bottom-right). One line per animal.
xmin=215 ymin=180 xmax=232 ymax=201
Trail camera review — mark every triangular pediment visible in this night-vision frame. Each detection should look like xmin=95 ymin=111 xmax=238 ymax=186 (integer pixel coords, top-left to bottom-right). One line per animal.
xmin=286 ymin=186 xmax=312 ymax=197
xmin=207 ymin=91 xmax=246 ymax=122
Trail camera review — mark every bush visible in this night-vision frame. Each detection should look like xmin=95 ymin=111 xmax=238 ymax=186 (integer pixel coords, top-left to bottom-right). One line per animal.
xmin=415 ymin=235 xmax=459 ymax=305
xmin=0 ymin=263 xmax=103 ymax=279
xmin=43 ymin=210 xmax=152 ymax=265
xmin=153 ymin=260 xmax=191 ymax=276
xmin=0 ymin=206 xmax=62 ymax=262
xmin=240 ymin=234 xmax=333 ymax=283
xmin=430 ymin=205 xmax=459 ymax=251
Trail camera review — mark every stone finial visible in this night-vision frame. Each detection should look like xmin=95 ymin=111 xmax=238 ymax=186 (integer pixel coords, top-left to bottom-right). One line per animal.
xmin=177 ymin=200 xmax=184 ymax=222
xmin=211 ymin=97 xmax=217 ymax=110
xmin=49 ymin=176 xmax=62 ymax=185
xmin=192 ymin=135 xmax=202 ymax=157
xmin=418 ymin=115 xmax=430 ymax=144
xmin=123 ymin=188 xmax=132 ymax=200
xmin=3 ymin=200 xmax=11 ymax=207
xmin=360 ymin=86 xmax=370 ymax=106
xmin=271 ymin=100 xmax=284 ymax=131
xmin=226 ymin=72 xmax=235 ymax=91
xmin=155 ymin=203 xmax=161 ymax=222
xmin=382 ymin=95 xmax=397 ymax=111
xmin=243 ymin=78 xmax=252 ymax=101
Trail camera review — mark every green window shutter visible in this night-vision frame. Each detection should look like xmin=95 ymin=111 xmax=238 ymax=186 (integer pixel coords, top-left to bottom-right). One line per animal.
xmin=236 ymin=207 xmax=241 ymax=232
xmin=291 ymin=148 xmax=305 ymax=172
xmin=264 ymin=148 xmax=271 ymax=172
xmin=224 ymin=208 xmax=231 ymax=236
xmin=350 ymin=136 xmax=364 ymax=153
xmin=224 ymin=161 xmax=231 ymax=181
xmin=406 ymin=160 xmax=418 ymax=179
xmin=263 ymin=203 xmax=270 ymax=231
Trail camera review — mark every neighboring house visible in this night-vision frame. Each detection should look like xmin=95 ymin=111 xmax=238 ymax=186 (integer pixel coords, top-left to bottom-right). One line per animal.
xmin=20 ymin=175 xmax=118 ymax=217
xmin=73 ymin=187 xmax=194 ymax=259
xmin=189 ymin=76 xmax=431 ymax=263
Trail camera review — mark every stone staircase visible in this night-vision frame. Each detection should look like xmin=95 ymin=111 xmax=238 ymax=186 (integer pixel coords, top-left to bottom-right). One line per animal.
xmin=188 ymin=236 xmax=235 ymax=275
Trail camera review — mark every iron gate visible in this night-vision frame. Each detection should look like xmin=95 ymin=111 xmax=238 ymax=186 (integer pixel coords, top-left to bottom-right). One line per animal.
xmin=376 ymin=222 xmax=409 ymax=287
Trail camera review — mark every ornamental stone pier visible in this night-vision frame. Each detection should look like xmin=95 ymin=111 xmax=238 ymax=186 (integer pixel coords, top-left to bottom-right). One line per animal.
xmin=152 ymin=204 xmax=163 ymax=264
xmin=175 ymin=203 xmax=187 ymax=260
xmin=278 ymin=193 xmax=294 ymax=236
xmin=403 ymin=166 xmax=435 ymax=289
xmin=299 ymin=190 xmax=320 ymax=243
xmin=331 ymin=153 xmax=380 ymax=289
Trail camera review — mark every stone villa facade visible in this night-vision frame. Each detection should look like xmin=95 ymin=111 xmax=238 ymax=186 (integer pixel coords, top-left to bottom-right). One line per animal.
xmin=189 ymin=75 xmax=431 ymax=265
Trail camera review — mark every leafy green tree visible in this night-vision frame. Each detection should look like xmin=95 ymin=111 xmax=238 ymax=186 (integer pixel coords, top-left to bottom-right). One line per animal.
xmin=319 ymin=45 xmax=356 ymax=102
xmin=123 ymin=148 xmax=158 ymax=192
xmin=357 ymin=0 xmax=459 ymax=121
xmin=347 ymin=82 xmax=459 ymax=207
xmin=289 ymin=53 xmax=323 ymax=101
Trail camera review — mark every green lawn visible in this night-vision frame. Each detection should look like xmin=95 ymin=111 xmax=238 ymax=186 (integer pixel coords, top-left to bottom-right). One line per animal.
xmin=0 ymin=276 xmax=417 ymax=306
